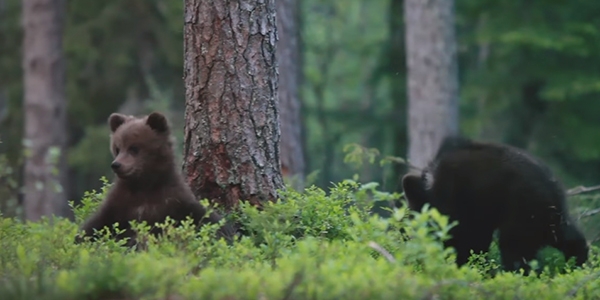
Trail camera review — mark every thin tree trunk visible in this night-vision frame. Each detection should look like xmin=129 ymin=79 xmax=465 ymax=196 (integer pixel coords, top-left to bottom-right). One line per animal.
xmin=276 ymin=0 xmax=305 ymax=190
xmin=389 ymin=0 xmax=408 ymax=188
xmin=504 ymin=80 xmax=546 ymax=149
xmin=183 ymin=0 xmax=284 ymax=211
xmin=404 ymin=0 xmax=460 ymax=169
xmin=22 ymin=0 xmax=69 ymax=220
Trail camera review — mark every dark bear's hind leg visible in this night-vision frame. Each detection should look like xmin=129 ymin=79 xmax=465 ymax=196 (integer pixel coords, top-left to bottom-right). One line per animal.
xmin=498 ymin=226 xmax=543 ymax=273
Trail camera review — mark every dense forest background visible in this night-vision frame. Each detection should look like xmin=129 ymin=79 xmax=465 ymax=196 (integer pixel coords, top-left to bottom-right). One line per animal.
xmin=1 ymin=0 xmax=600 ymax=224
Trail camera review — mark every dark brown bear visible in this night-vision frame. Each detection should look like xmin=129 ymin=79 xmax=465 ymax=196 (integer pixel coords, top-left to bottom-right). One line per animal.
xmin=75 ymin=112 xmax=235 ymax=247
xmin=402 ymin=136 xmax=588 ymax=272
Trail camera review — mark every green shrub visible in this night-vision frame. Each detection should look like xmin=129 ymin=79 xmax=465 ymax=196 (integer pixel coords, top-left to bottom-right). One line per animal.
xmin=0 ymin=177 xmax=598 ymax=300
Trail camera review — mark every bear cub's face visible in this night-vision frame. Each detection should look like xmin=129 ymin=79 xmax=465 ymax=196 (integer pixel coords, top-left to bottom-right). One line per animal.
xmin=108 ymin=112 xmax=172 ymax=180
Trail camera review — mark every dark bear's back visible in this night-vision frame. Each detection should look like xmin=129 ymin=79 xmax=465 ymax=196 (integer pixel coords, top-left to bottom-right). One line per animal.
xmin=428 ymin=139 xmax=567 ymax=224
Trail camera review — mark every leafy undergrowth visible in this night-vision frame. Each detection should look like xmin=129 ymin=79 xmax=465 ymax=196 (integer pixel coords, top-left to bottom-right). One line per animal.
xmin=1 ymin=178 xmax=599 ymax=300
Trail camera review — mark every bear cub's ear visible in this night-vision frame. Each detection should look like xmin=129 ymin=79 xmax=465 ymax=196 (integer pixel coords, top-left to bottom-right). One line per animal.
xmin=146 ymin=112 xmax=169 ymax=133
xmin=108 ymin=113 xmax=129 ymax=133
xmin=402 ymin=173 xmax=429 ymax=211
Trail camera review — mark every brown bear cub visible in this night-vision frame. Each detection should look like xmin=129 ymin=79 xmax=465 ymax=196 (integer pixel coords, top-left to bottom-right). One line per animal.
xmin=402 ymin=136 xmax=588 ymax=272
xmin=75 ymin=112 xmax=235 ymax=247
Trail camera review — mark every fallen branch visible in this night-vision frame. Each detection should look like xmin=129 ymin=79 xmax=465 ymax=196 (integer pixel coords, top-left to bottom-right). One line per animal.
xmin=565 ymin=270 xmax=600 ymax=297
xmin=590 ymin=233 xmax=600 ymax=245
xmin=368 ymin=241 xmax=396 ymax=263
xmin=567 ymin=185 xmax=600 ymax=196
xmin=281 ymin=270 xmax=304 ymax=300
xmin=580 ymin=207 xmax=600 ymax=218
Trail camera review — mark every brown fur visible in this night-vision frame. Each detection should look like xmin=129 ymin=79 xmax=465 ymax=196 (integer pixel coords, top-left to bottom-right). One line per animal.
xmin=402 ymin=136 xmax=588 ymax=272
xmin=75 ymin=112 xmax=235 ymax=247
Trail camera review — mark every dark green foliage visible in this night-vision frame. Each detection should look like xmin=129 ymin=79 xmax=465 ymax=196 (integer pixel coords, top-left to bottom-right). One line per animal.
xmin=0 ymin=148 xmax=21 ymax=217
xmin=456 ymin=0 xmax=600 ymax=187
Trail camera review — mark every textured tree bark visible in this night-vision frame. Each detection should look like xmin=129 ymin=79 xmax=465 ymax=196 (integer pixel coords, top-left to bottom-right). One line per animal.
xmin=276 ymin=0 xmax=305 ymax=189
xmin=404 ymin=0 xmax=460 ymax=169
xmin=22 ymin=0 xmax=69 ymax=220
xmin=183 ymin=0 xmax=284 ymax=211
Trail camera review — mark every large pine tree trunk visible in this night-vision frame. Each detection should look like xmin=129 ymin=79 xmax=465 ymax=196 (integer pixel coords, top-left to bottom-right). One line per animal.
xmin=276 ymin=0 xmax=305 ymax=189
xmin=404 ymin=0 xmax=460 ymax=169
xmin=22 ymin=0 xmax=69 ymax=221
xmin=183 ymin=0 xmax=284 ymax=211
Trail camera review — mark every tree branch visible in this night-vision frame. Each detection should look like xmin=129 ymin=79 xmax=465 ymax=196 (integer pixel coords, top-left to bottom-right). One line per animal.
xmin=567 ymin=185 xmax=600 ymax=196
xmin=580 ymin=207 xmax=600 ymax=218
xmin=368 ymin=241 xmax=396 ymax=263
xmin=565 ymin=270 xmax=600 ymax=298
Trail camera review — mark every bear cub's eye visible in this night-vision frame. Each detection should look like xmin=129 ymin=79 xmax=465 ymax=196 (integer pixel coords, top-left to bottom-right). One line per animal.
xmin=114 ymin=147 xmax=120 ymax=155
xmin=128 ymin=146 xmax=140 ymax=155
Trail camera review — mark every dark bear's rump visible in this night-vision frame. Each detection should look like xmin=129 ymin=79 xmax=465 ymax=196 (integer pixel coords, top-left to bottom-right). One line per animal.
xmin=402 ymin=136 xmax=589 ymax=272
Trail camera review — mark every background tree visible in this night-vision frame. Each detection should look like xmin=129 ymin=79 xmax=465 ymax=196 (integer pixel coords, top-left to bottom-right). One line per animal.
xmin=371 ymin=0 xmax=407 ymax=189
xmin=21 ymin=0 xmax=69 ymax=220
xmin=277 ymin=0 xmax=306 ymax=190
xmin=0 ymin=0 xmax=24 ymax=217
xmin=64 ymin=0 xmax=189 ymax=202
xmin=301 ymin=0 xmax=391 ymax=187
xmin=182 ymin=0 xmax=285 ymax=211
xmin=403 ymin=0 xmax=460 ymax=169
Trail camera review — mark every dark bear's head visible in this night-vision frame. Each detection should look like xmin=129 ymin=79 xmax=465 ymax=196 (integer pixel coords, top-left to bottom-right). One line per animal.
xmin=555 ymin=221 xmax=590 ymax=267
xmin=107 ymin=112 xmax=174 ymax=181
xmin=401 ymin=171 xmax=431 ymax=212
